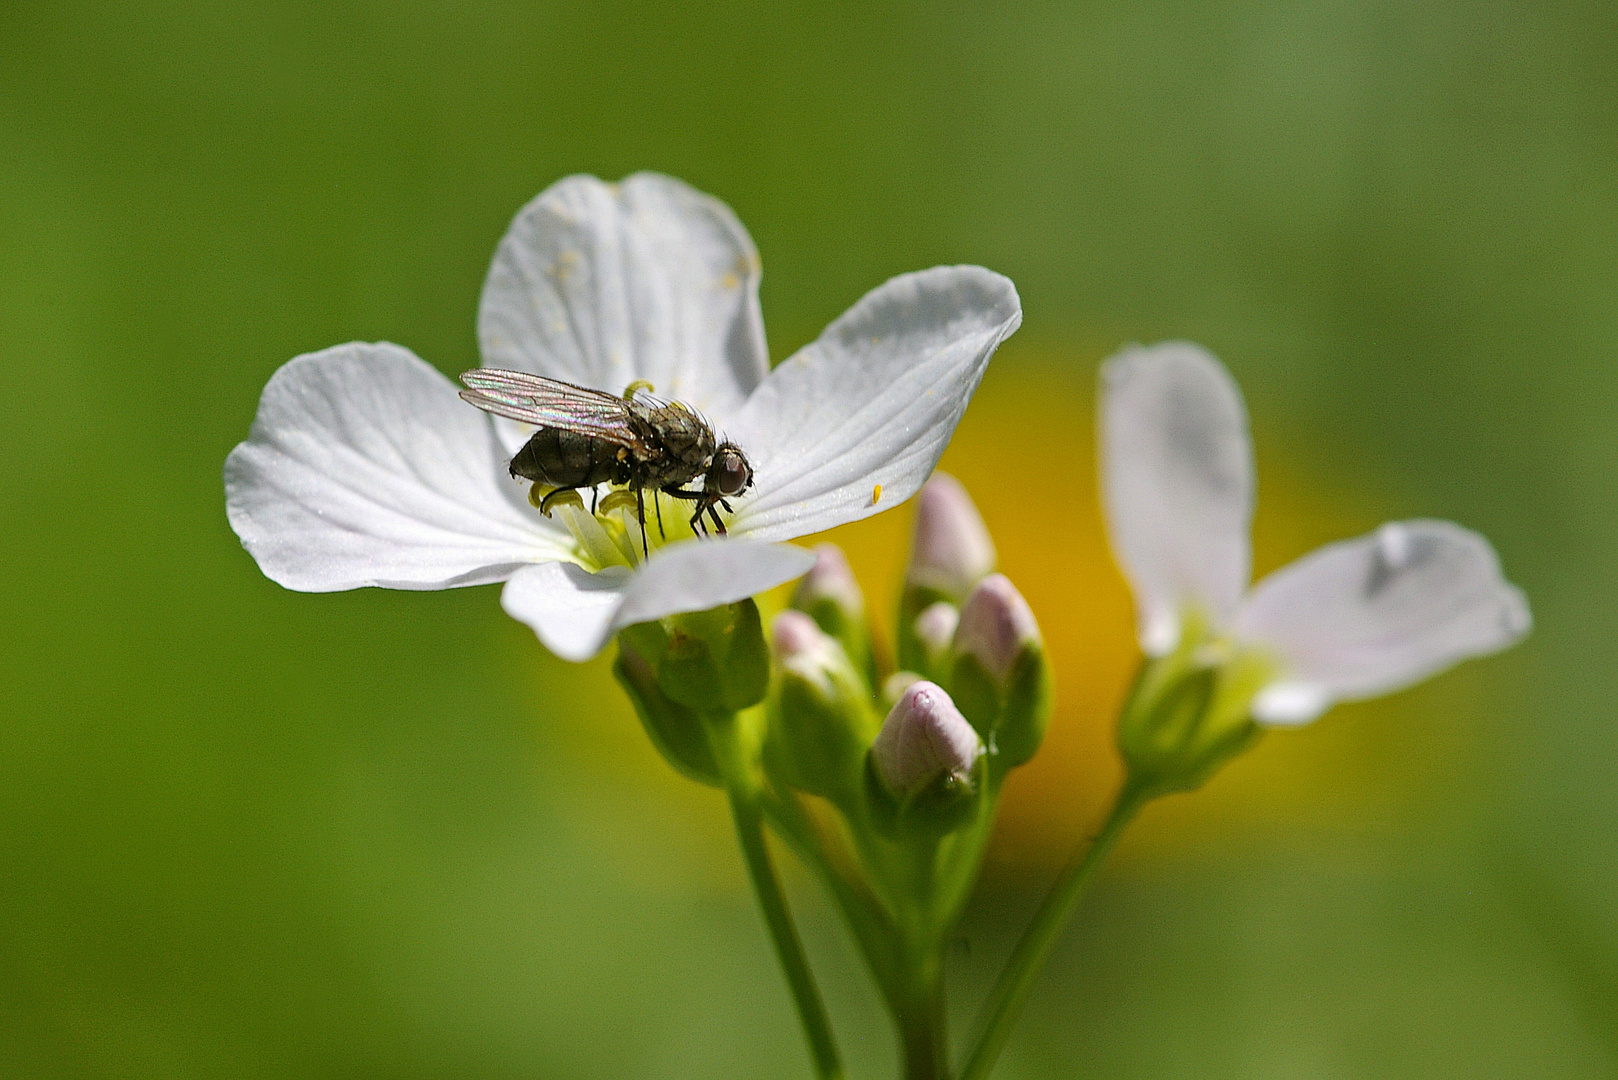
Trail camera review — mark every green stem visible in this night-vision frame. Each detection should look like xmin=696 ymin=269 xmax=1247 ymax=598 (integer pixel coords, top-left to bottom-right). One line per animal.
xmin=895 ymin=953 xmax=951 ymax=1080
xmin=726 ymin=781 xmax=846 ymax=1080
xmin=762 ymin=793 xmax=907 ymax=1003
xmin=958 ymin=778 xmax=1152 ymax=1080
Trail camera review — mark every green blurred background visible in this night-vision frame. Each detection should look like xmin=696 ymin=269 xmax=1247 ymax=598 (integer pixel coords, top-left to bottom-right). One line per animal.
xmin=3 ymin=1 xmax=1614 ymax=1076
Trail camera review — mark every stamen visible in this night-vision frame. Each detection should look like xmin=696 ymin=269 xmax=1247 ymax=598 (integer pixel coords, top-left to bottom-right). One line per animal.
xmin=538 ymin=488 xmax=584 ymax=518
xmin=594 ymin=507 xmax=641 ymax=566
xmin=612 ymin=503 xmax=647 ymax=565
xmin=598 ymin=490 xmax=638 ymax=516
xmin=528 ymin=483 xmax=557 ymax=510
xmin=622 ymin=379 xmax=655 ymax=400
xmin=559 ymin=505 xmax=631 ymax=569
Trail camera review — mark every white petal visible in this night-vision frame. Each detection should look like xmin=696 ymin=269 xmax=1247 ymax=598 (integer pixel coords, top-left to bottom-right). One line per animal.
xmin=224 ymin=342 xmax=572 ymax=591
xmin=500 ymin=562 xmax=633 ymax=662
xmin=501 ymin=539 xmax=816 ymax=662
xmin=1099 ymin=342 xmax=1254 ymax=654
xmin=477 ymin=172 xmax=768 ymax=418
xmin=1234 ymin=520 xmax=1532 ymax=725
xmin=725 ymin=266 xmax=1021 ymax=542
xmin=614 ymin=538 xmax=816 ymax=626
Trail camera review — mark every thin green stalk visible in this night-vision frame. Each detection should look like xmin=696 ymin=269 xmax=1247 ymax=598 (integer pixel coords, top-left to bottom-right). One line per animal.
xmin=726 ymin=783 xmax=846 ymax=1080
xmin=895 ymin=953 xmax=950 ymax=1080
xmin=762 ymin=793 xmax=907 ymax=1005
xmin=958 ymin=778 xmax=1152 ymax=1080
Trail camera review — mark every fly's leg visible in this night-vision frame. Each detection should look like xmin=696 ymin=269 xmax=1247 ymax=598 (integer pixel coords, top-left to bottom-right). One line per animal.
xmin=636 ymin=486 xmax=649 ymax=560
xmin=661 ymin=485 xmax=709 ymax=538
xmin=653 ymin=490 xmax=666 ymax=541
xmin=706 ymin=504 xmax=727 ymax=536
xmin=591 ymin=486 xmax=600 ymax=515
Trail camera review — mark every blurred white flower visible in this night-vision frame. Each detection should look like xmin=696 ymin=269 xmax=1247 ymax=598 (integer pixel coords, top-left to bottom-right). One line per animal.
xmin=226 ymin=173 xmax=1021 ymax=660
xmin=1099 ymin=342 xmax=1530 ymax=725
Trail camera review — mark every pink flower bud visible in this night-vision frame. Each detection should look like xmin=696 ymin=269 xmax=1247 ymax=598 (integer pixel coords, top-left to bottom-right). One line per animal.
xmin=954 ymin=574 xmax=1041 ymax=682
xmin=906 ymin=473 xmax=996 ymax=599
xmin=773 ymin=609 xmax=826 ymax=660
xmin=870 ymin=681 xmax=982 ymax=800
xmin=912 ymin=601 xmax=960 ymax=663
xmin=881 ymin=670 xmax=924 ymax=708
xmin=793 ymin=543 xmax=865 ymax=619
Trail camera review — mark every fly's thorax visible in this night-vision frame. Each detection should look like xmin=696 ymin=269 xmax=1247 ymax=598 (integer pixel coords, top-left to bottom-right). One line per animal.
xmin=632 ymin=400 xmax=717 ymax=487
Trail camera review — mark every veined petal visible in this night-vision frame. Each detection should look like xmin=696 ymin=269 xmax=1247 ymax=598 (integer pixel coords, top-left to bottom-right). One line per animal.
xmin=725 ymin=266 xmax=1021 ymax=542
xmin=501 ymin=539 xmax=816 ymax=662
xmin=1234 ymin=520 xmax=1532 ymax=725
xmin=478 ymin=172 xmax=768 ymax=418
xmin=224 ymin=342 xmax=573 ymax=591
xmin=1099 ymin=342 xmax=1254 ymax=655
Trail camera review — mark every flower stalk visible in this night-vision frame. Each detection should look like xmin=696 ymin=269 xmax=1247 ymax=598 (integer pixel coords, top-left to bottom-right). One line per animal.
xmin=958 ymin=776 xmax=1151 ymax=1080
xmin=709 ymin=711 xmax=847 ymax=1080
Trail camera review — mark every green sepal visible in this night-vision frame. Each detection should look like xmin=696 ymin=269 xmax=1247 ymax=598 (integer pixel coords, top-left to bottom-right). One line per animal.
xmin=1117 ymin=645 xmax=1267 ymax=798
xmin=949 ymin=653 xmax=1001 ymax=739
xmin=949 ymin=645 xmax=1052 ymax=772
xmin=896 ymin=584 xmax=953 ymax=676
xmin=763 ymin=640 xmax=881 ymax=806
xmin=862 ymin=751 xmax=982 ymax=842
xmin=991 ymin=645 xmax=1052 ymax=769
xmin=658 ymin=600 xmax=771 ymax=713
xmin=614 ymin=639 xmax=722 ymax=787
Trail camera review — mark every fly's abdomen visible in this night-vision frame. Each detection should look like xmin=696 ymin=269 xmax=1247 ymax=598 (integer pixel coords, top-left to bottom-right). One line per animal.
xmin=510 ymin=428 xmax=620 ymax=488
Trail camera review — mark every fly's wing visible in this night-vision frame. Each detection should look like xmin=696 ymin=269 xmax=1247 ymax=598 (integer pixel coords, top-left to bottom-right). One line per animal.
xmin=458 ymin=369 xmax=642 ymax=448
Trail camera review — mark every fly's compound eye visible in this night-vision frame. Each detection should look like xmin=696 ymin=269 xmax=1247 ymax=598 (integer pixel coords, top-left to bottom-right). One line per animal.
xmin=715 ymin=447 xmax=751 ymax=496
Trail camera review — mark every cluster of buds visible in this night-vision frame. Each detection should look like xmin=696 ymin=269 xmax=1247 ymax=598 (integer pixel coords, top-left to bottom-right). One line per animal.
xmin=767 ymin=474 xmax=1051 ymax=838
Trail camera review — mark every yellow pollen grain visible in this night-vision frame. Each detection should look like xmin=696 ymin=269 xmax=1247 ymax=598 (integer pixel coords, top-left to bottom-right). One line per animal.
xmin=871 ymin=483 xmax=882 ymax=505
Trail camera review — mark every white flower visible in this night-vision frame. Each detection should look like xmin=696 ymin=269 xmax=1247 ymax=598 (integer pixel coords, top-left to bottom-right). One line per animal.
xmin=1099 ymin=341 xmax=1530 ymax=725
xmin=225 ymin=173 xmax=1022 ymax=661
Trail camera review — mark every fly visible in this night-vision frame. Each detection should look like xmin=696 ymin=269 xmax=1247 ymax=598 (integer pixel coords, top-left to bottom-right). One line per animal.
xmin=457 ymin=369 xmax=754 ymax=557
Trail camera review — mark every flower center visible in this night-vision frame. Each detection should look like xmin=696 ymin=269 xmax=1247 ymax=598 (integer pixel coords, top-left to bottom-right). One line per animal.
xmin=535 ymin=484 xmax=709 ymax=572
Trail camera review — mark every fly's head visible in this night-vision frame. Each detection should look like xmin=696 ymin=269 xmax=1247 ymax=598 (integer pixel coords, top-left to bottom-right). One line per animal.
xmin=705 ymin=441 xmax=753 ymax=505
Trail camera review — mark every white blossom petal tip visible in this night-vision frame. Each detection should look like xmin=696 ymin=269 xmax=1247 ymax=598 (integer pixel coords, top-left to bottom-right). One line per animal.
xmin=1100 ymin=341 xmax=1254 ymax=655
xmin=1235 ymin=520 xmax=1531 ymax=725
xmin=224 ymin=342 xmax=572 ymax=592
xmin=478 ymin=172 xmax=768 ymax=419
xmin=501 ymin=538 xmax=816 ymax=662
xmin=728 ymin=266 xmax=1021 ymax=543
